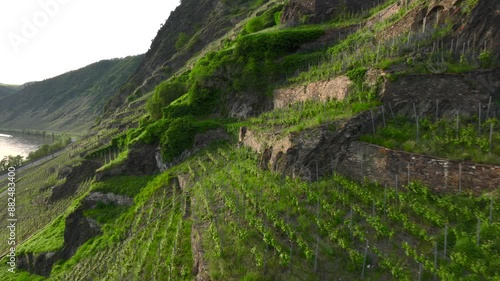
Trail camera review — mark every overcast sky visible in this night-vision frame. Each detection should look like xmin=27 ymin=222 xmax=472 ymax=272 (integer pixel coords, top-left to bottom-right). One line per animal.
xmin=0 ymin=0 xmax=179 ymax=85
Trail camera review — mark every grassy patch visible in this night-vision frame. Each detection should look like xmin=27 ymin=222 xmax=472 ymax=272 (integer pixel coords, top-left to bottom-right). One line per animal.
xmin=17 ymin=215 xmax=66 ymax=255
xmin=361 ymin=116 xmax=500 ymax=164
xmin=96 ymin=149 xmax=129 ymax=173
xmin=84 ymin=202 xmax=130 ymax=224
xmin=91 ymin=175 xmax=155 ymax=197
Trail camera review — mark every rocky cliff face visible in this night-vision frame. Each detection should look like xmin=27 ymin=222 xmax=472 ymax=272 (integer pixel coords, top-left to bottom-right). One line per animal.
xmin=281 ymin=0 xmax=378 ymax=25
xmin=50 ymin=160 xmax=102 ymax=202
xmin=102 ymin=0 xmax=257 ymax=119
xmin=241 ymin=68 xmax=500 ymax=187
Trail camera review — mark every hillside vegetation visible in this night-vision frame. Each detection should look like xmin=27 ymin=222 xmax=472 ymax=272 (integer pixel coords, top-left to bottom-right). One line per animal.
xmin=0 ymin=84 xmax=20 ymax=96
xmin=0 ymin=56 xmax=143 ymax=134
xmin=1 ymin=0 xmax=499 ymax=280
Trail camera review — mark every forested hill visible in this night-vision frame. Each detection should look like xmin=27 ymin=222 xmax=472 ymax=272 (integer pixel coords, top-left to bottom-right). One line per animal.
xmin=0 ymin=84 xmax=20 ymax=96
xmin=0 ymin=55 xmax=143 ymax=134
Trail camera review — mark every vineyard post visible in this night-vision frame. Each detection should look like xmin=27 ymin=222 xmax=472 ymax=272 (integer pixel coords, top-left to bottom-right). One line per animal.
xmin=360 ymin=151 xmax=364 ymax=179
xmin=349 ymin=205 xmax=353 ymax=238
xmin=436 ymin=99 xmax=439 ymax=120
xmin=456 ymin=111 xmax=460 ymax=139
xmin=361 ymin=240 xmax=369 ymax=279
xmin=314 ymin=235 xmax=320 ymax=272
xmin=478 ymin=103 xmax=482 ymax=135
xmin=382 ymin=106 xmax=386 ymax=127
xmin=487 ymin=96 xmax=492 ymax=118
xmin=489 ymin=122 xmax=493 ymax=156
xmin=477 ymin=218 xmax=481 ymax=245
xmin=376 ymin=43 xmax=380 ymax=64
xmin=444 ymin=223 xmax=448 ymax=258
xmin=241 ymin=193 xmax=244 ymax=224
xmin=395 ymin=175 xmax=399 ymax=205
xmin=415 ymin=112 xmax=420 ymax=144
xmin=458 ymin=163 xmax=462 ymax=193
xmin=383 ymin=185 xmax=387 ymax=219
xmin=316 ymin=161 xmax=319 ymax=182
xmin=489 ymin=197 xmax=494 ymax=224
xmin=413 ymin=102 xmax=418 ymax=122
xmin=372 ymin=199 xmax=375 ymax=217
xmin=370 ymin=109 xmax=376 ymax=137
xmin=433 ymin=242 xmax=438 ymax=281
xmin=407 ymin=162 xmax=410 ymax=187
xmin=388 ymin=101 xmax=395 ymax=119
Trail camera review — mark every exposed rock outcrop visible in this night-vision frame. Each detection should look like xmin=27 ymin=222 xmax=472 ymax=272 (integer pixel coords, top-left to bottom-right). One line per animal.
xmin=96 ymin=143 xmax=159 ymax=181
xmin=244 ymin=68 xmax=500 ymax=188
xmin=17 ymin=252 xmax=60 ymax=277
xmin=281 ymin=0 xmax=378 ymax=25
xmin=156 ymin=128 xmax=231 ymax=172
xmin=338 ymin=141 xmax=500 ymax=194
xmin=273 ymin=75 xmax=352 ymax=108
xmin=84 ymin=192 xmax=134 ymax=207
xmin=102 ymin=0 xmax=258 ymax=120
xmin=61 ymin=209 xmax=102 ymax=260
xmin=242 ymin=111 xmax=376 ymax=180
xmin=381 ymin=69 xmax=500 ymax=118
xmin=50 ymin=160 xmax=101 ymax=202
xmin=19 ymin=191 xmax=133 ymax=277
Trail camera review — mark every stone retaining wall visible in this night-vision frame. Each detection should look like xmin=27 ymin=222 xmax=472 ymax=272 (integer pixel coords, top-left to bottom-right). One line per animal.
xmin=337 ymin=141 xmax=500 ymax=194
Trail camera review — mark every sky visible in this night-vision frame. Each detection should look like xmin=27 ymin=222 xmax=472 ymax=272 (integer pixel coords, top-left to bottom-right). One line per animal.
xmin=0 ymin=0 xmax=180 ymax=85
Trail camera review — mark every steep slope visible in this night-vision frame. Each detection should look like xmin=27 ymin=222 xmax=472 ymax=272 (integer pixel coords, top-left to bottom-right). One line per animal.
xmin=101 ymin=0 xmax=279 ymax=120
xmin=0 ymin=84 xmax=20 ymax=96
xmin=0 ymin=56 xmax=143 ymax=134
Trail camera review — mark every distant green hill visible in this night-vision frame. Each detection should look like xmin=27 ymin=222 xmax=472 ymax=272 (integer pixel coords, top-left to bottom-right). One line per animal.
xmin=0 ymin=55 xmax=143 ymax=134
xmin=0 ymin=83 xmax=20 ymax=96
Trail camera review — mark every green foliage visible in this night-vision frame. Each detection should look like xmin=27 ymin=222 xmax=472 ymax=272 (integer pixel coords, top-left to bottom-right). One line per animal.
xmin=187 ymin=82 xmax=222 ymax=115
xmin=245 ymin=17 xmax=266 ymax=33
xmin=0 ymin=154 xmax=24 ymax=171
xmin=17 ymin=215 xmax=66 ymax=254
xmin=146 ymin=81 xmax=187 ymax=120
xmin=91 ymin=175 xmax=155 ymax=197
xmin=182 ymin=146 xmax=500 ymax=280
xmin=27 ymin=136 xmax=72 ymax=162
xmin=247 ymin=98 xmax=380 ymax=136
xmin=461 ymin=0 xmax=479 ymax=15
xmin=84 ymin=202 xmax=130 ymax=224
xmin=160 ymin=116 xmax=197 ymax=161
xmin=346 ymin=67 xmax=367 ymax=86
xmin=281 ymin=51 xmax=326 ymax=75
xmin=244 ymin=3 xmax=284 ymax=33
xmin=175 ymin=32 xmax=191 ymax=51
xmin=137 ymin=118 xmax=172 ymax=145
xmin=362 ymin=116 xmax=500 ymax=164
xmin=274 ymin=11 xmax=282 ymax=25
xmin=159 ymin=116 xmax=222 ymax=161
xmin=0 ymin=56 xmax=143 ymax=133
xmin=479 ymin=50 xmax=492 ymax=68
xmin=236 ymin=27 xmax=325 ymax=57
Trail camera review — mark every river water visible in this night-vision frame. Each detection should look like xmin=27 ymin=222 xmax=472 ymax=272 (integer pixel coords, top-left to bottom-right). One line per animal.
xmin=0 ymin=131 xmax=54 ymax=160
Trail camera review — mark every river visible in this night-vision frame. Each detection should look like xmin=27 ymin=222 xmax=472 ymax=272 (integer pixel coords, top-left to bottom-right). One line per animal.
xmin=0 ymin=131 xmax=55 ymax=160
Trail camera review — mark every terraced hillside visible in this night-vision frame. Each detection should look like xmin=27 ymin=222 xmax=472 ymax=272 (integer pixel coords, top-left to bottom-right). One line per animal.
xmin=1 ymin=0 xmax=499 ymax=280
